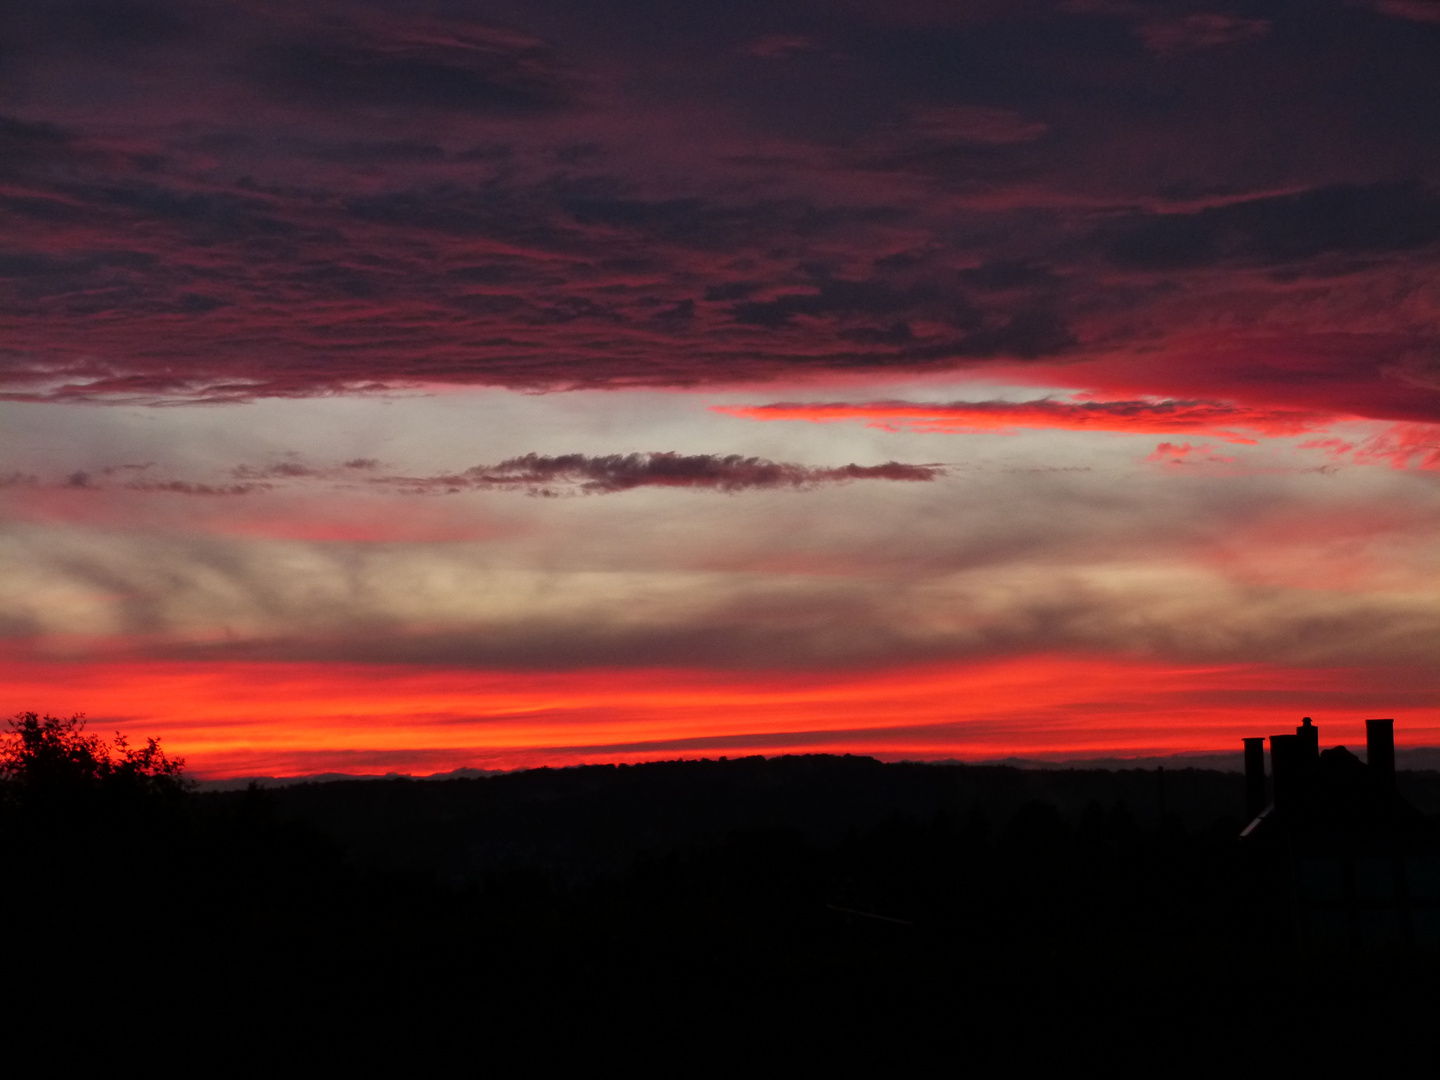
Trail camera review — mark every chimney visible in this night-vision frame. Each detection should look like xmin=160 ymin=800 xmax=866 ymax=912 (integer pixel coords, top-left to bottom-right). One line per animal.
xmin=1243 ymin=737 xmax=1266 ymax=820
xmin=1366 ymin=718 xmax=1396 ymax=794
xmin=1296 ymin=716 xmax=1319 ymax=764
xmin=1270 ymin=734 xmax=1301 ymax=814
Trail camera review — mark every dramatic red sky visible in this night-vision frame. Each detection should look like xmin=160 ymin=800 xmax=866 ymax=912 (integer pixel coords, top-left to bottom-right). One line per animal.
xmin=2 ymin=0 xmax=1437 ymax=777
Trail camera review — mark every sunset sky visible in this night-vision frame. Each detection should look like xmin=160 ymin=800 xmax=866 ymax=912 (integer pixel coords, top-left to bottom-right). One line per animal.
xmin=2 ymin=0 xmax=1437 ymax=777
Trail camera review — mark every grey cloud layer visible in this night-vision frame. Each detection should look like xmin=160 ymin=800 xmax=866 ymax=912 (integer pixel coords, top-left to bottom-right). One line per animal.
xmin=3 ymin=463 xmax=1435 ymax=670
xmin=0 ymin=452 xmax=943 ymax=496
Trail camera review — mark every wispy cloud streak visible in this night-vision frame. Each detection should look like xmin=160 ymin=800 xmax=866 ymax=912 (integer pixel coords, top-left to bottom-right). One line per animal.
xmin=1300 ymin=424 xmax=1440 ymax=471
xmin=716 ymin=398 xmax=1334 ymax=442
xmin=375 ymin=452 xmax=943 ymax=495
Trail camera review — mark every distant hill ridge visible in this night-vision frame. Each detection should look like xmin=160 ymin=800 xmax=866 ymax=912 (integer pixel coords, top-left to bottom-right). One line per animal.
xmin=192 ymin=753 xmax=1440 ymax=887
xmin=194 ymin=747 xmax=1440 ymax=791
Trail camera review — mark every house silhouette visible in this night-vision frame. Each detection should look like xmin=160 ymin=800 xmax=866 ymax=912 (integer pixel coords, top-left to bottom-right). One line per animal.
xmin=1240 ymin=718 xmax=1440 ymax=951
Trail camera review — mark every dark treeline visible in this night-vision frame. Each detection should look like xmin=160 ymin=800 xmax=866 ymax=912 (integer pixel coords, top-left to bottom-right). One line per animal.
xmin=237 ymin=755 xmax=1260 ymax=883
xmin=6 ymin=717 xmax=1440 ymax=1062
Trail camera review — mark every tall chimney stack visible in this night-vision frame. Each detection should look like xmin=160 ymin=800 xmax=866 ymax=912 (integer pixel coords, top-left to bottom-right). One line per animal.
xmin=1366 ymin=718 xmax=1396 ymax=794
xmin=1270 ymin=733 xmax=1300 ymax=814
xmin=1296 ymin=716 xmax=1319 ymax=763
xmin=1243 ymin=737 xmax=1266 ymax=820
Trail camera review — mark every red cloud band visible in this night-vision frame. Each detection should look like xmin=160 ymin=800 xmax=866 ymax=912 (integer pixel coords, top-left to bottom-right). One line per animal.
xmin=4 ymin=650 xmax=1433 ymax=779
xmin=1300 ymin=423 xmax=1440 ymax=471
xmin=715 ymin=397 xmax=1337 ymax=442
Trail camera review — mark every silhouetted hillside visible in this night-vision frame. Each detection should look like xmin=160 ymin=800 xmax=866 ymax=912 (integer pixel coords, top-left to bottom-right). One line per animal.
xmin=9 ymin=748 xmax=1440 ymax=1062
xmin=205 ymin=754 xmax=1247 ymax=881
xmin=209 ymin=754 xmax=1440 ymax=880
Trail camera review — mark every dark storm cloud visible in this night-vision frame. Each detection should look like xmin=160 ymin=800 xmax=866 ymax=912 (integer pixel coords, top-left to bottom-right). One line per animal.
xmin=1132 ymin=12 xmax=1271 ymax=54
xmin=1375 ymin=1 xmax=1440 ymax=24
xmin=0 ymin=0 xmax=193 ymax=58
xmin=1103 ymin=183 xmax=1440 ymax=270
xmin=1061 ymin=4 xmax=1272 ymax=55
xmin=741 ymin=34 xmax=823 ymax=60
xmin=730 ymin=276 xmax=944 ymax=328
xmin=842 ymin=105 xmax=1054 ymax=182
xmin=561 ymin=191 xmax=902 ymax=250
xmin=726 ymin=265 xmax=1074 ymax=360
xmin=375 ymin=453 xmax=943 ymax=496
xmin=903 ymin=309 xmax=1076 ymax=361
xmin=0 ymin=0 xmax=1438 ymax=420
xmin=956 ymin=261 xmax=1060 ymax=292
xmin=250 ymin=20 xmax=574 ymax=114
xmin=0 ymin=115 xmax=74 ymax=178
xmin=317 ymin=140 xmax=448 ymax=165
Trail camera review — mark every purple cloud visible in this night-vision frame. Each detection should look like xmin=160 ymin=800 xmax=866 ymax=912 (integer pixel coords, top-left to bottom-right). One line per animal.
xmin=0 ymin=0 xmax=1435 ymax=426
xmin=375 ymin=453 xmax=944 ymax=495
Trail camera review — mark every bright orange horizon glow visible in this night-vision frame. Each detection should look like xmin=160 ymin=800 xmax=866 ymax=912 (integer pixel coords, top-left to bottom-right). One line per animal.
xmin=4 ymin=650 xmax=1434 ymax=779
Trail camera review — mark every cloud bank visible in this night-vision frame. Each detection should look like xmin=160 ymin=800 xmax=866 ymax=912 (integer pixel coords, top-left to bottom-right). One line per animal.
xmin=0 ymin=0 xmax=1435 ymax=424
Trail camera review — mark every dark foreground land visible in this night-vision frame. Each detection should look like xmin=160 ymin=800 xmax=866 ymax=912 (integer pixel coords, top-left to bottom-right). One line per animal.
xmin=7 ymin=753 xmax=1440 ymax=1063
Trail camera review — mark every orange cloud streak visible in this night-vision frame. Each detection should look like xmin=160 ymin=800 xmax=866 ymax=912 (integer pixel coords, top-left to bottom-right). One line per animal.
xmin=715 ymin=398 xmax=1334 ymax=442
xmin=3 ymin=650 xmax=1432 ymax=778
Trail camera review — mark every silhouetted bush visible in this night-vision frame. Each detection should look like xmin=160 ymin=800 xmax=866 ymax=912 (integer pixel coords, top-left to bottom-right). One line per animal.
xmin=1 ymin=710 xmax=185 ymax=798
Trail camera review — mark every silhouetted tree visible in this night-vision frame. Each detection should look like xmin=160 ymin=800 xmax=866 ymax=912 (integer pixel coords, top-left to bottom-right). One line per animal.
xmin=0 ymin=710 xmax=185 ymax=799
xmin=0 ymin=710 xmax=189 ymax=899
